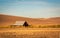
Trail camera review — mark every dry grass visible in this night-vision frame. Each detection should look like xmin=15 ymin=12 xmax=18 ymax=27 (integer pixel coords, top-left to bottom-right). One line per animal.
xmin=0 ymin=28 xmax=60 ymax=38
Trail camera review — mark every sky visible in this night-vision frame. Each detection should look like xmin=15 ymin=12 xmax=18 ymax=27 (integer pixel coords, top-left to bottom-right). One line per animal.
xmin=0 ymin=0 xmax=60 ymax=18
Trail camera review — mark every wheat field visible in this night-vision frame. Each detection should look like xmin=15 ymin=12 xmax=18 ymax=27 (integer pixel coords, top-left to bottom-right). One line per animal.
xmin=0 ymin=28 xmax=60 ymax=38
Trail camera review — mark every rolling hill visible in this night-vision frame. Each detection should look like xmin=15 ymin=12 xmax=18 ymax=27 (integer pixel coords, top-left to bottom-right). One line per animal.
xmin=0 ymin=14 xmax=60 ymax=26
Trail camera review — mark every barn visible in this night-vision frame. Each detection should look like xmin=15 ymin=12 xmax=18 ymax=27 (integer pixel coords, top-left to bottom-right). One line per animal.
xmin=10 ymin=21 xmax=29 ymax=27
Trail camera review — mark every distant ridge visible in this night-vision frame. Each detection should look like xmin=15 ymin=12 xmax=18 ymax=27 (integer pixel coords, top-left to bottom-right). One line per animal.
xmin=0 ymin=14 xmax=60 ymax=26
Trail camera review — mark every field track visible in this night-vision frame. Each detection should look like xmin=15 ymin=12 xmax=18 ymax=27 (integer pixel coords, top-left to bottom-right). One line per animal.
xmin=0 ymin=28 xmax=60 ymax=32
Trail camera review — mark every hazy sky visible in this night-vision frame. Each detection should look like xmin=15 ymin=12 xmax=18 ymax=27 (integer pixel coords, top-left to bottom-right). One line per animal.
xmin=0 ymin=0 xmax=60 ymax=18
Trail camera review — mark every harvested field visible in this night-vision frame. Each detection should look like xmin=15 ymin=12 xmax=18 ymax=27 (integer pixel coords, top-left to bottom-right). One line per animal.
xmin=0 ymin=28 xmax=60 ymax=38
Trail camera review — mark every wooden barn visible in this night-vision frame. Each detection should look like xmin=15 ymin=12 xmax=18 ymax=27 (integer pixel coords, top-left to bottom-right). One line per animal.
xmin=10 ymin=21 xmax=29 ymax=27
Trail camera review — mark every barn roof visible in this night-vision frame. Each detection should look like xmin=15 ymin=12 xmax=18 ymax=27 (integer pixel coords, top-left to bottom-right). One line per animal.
xmin=13 ymin=21 xmax=25 ymax=25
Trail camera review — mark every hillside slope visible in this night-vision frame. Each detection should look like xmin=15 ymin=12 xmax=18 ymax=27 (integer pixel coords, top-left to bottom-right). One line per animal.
xmin=0 ymin=14 xmax=60 ymax=26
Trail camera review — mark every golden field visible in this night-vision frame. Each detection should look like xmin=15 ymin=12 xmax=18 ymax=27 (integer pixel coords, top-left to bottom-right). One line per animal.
xmin=0 ymin=28 xmax=60 ymax=38
xmin=0 ymin=14 xmax=60 ymax=38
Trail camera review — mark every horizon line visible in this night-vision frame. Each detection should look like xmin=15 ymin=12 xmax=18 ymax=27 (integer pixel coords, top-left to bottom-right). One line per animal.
xmin=0 ymin=14 xmax=60 ymax=19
